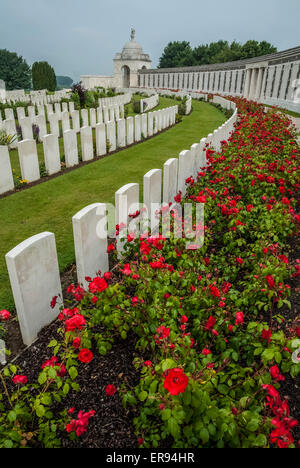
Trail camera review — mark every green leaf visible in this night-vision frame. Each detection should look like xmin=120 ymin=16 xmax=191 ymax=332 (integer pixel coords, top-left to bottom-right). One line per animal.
xmin=138 ymin=391 xmax=148 ymax=402
xmin=200 ymin=428 xmax=210 ymax=444
xmin=168 ymin=417 xmax=180 ymax=439
xmin=69 ymin=367 xmax=78 ymax=380
xmin=161 ymin=409 xmax=171 ymax=421
xmin=162 ymin=359 xmax=178 ymax=372
xmin=36 ymin=405 xmax=45 ymax=418
xmin=38 ymin=372 xmax=47 ymax=385
xmin=253 ymin=434 xmax=267 ymax=447
xmin=261 ymin=349 xmax=275 ymax=362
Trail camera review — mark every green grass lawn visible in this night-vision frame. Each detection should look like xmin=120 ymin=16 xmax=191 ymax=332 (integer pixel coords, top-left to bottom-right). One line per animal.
xmin=0 ymin=99 xmax=226 ymax=310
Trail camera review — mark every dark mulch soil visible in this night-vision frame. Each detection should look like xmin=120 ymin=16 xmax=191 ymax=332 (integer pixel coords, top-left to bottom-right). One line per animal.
xmin=6 ymin=319 xmax=141 ymax=448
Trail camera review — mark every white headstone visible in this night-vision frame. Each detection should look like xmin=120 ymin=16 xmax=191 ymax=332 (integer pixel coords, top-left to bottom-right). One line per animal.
xmin=63 ymin=129 xmax=79 ymax=167
xmin=73 ymin=203 xmax=109 ymax=289
xmin=143 ymin=169 xmax=162 ymax=233
xmin=134 ymin=115 xmax=141 ymax=142
xmin=43 ymin=134 xmax=61 ymax=175
xmin=5 ymin=232 xmax=62 ymax=346
xmin=126 ymin=117 xmax=134 ymax=145
xmin=19 ymin=117 xmax=33 ymax=140
xmin=17 ymin=139 xmax=40 ymax=183
xmin=80 ymin=126 xmax=94 ymax=161
xmin=106 ymin=121 xmax=116 ymax=152
xmin=163 ymin=158 xmax=178 ymax=204
xmin=48 ymin=114 xmax=60 ymax=137
xmin=95 ymin=123 xmax=107 ymax=156
xmin=0 ymin=145 xmax=14 ymax=194
xmin=117 ymin=119 xmax=126 ymax=148
xmin=71 ymin=110 xmax=80 ymax=133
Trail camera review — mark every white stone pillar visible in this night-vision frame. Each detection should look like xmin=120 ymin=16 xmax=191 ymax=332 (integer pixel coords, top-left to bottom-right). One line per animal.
xmin=255 ymin=68 xmax=264 ymax=101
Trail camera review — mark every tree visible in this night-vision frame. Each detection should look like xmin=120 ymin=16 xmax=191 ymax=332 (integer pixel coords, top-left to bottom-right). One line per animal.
xmin=158 ymin=40 xmax=278 ymax=68
xmin=56 ymin=76 xmax=74 ymax=88
xmin=0 ymin=49 xmax=31 ymax=90
xmin=32 ymin=61 xmax=57 ymax=92
xmin=158 ymin=42 xmax=194 ymax=68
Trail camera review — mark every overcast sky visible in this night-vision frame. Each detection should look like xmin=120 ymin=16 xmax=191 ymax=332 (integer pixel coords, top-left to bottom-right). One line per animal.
xmin=0 ymin=0 xmax=299 ymax=82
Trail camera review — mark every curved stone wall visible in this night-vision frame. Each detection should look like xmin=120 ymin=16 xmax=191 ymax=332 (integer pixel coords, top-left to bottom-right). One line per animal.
xmin=138 ymin=46 xmax=300 ymax=113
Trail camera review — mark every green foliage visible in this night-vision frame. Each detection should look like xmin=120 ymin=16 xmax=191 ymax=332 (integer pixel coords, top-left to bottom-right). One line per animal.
xmin=56 ymin=76 xmax=73 ymax=88
xmin=158 ymin=41 xmax=194 ymax=68
xmin=0 ymin=129 xmax=17 ymax=147
xmin=32 ymin=61 xmax=57 ymax=92
xmin=0 ymin=49 xmax=31 ymax=90
xmin=158 ymin=40 xmax=277 ymax=68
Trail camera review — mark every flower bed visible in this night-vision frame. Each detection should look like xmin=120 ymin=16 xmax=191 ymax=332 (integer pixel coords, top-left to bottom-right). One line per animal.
xmin=0 ymin=97 xmax=299 ymax=448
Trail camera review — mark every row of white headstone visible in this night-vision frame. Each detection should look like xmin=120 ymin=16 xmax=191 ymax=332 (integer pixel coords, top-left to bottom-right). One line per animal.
xmin=140 ymin=94 xmax=159 ymax=113
xmin=97 ymin=93 xmax=132 ymax=108
xmin=0 ymin=102 xmax=130 ymax=148
xmin=1 ymin=89 xmax=70 ymax=105
xmin=0 ymin=105 xmax=179 ymax=195
xmin=4 ymin=98 xmax=237 ymax=346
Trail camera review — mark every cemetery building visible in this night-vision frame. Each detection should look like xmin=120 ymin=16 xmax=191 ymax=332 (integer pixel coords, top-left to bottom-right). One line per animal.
xmin=81 ymin=29 xmax=152 ymax=90
xmin=139 ymin=46 xmax=300 ymax=114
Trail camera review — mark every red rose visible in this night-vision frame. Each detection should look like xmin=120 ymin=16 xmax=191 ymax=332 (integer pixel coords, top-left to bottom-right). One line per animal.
xmin=163 ymin=368 xmax=189 ymax=396
xmin=78 ymin=349 xmax=93 ymax=364
xmin=65 ymin=314 xmax=86 ymax=332
xmin=0 ymin=310 xmax=10 ymax=321
xmin=88 ymin=277 xmax=108 ymax=294
xmin=235 ymin=311 xmax=244 ymax=325
xmin=205 ymin=316 xmax=216 ymax=330
xmin=12 ymin=375 xmax=27 ymax=385
xmin=270 ymin=365 xmax=285 ymax=382
xmin=138 ymin=437 xmax=144 ymax=447
xmin=105 ymin=384 xmax=117 ymax=396
xmin=72 ymin=337 xmax=81 ymax=349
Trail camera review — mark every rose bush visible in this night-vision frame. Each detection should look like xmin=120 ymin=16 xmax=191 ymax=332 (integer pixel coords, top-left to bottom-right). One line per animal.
xmin=0 ymin=97 xmax=299 ymax=448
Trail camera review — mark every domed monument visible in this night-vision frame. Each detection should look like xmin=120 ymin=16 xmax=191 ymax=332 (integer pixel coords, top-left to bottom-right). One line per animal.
xmin=81 ymin=29 xmax=151 ymax=89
